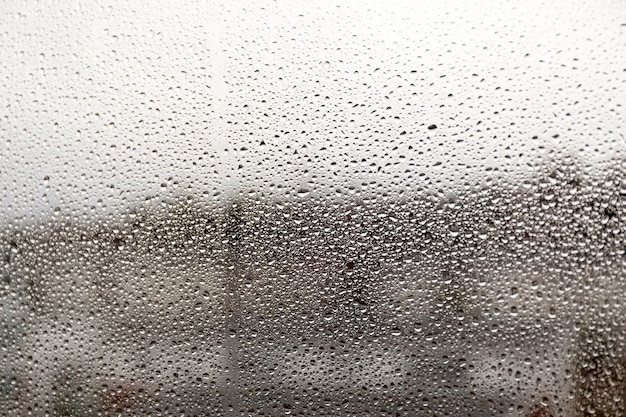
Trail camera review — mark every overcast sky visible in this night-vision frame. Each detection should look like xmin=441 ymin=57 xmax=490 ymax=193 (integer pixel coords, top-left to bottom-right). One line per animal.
xmin=1 ymin=0 xmax=624 ymax=225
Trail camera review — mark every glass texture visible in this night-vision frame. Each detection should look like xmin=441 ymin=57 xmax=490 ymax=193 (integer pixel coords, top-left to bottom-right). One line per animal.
xmin=0 ymin=1 xmax=625 ymax=416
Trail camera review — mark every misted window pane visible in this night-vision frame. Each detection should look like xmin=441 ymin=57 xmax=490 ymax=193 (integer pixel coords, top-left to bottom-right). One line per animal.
xmin=1 ymin=1 xmax=624 ymax=416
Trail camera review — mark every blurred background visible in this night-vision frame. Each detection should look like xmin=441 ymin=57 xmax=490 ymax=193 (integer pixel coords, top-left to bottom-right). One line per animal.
xmin=0 ymin=1 xmax=625 ymax=416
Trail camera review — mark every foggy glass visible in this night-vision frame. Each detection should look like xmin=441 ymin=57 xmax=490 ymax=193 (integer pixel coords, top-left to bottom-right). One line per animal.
xmin=1 ymin=1 xmax=625 ymax=416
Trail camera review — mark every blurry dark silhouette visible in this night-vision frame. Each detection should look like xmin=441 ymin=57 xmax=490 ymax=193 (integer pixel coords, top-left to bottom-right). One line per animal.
xmin=1 ymin=156 xmax=624 ymax=416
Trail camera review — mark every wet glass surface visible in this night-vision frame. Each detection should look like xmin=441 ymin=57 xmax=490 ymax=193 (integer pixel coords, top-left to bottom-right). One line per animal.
xmin=1 ymin=1 xmax=625 ymax=416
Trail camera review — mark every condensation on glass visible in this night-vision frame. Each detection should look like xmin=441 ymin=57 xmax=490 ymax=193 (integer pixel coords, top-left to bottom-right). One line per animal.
xmin=0 ymin=1 xmax=625 ymax=416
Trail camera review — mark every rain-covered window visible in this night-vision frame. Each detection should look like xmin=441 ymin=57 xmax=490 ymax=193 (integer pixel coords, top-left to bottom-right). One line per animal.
xmin=1 ymin=1 xmax=625 ymax=416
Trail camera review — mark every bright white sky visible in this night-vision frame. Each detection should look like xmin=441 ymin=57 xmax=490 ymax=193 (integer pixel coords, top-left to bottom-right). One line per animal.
xmin=0 ymin=0 xmax=624 ymax=225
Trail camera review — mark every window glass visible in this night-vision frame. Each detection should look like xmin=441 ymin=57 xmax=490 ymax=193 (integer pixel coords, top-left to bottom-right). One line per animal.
xmin=1 ymin=1 xmax=625 ymax=416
